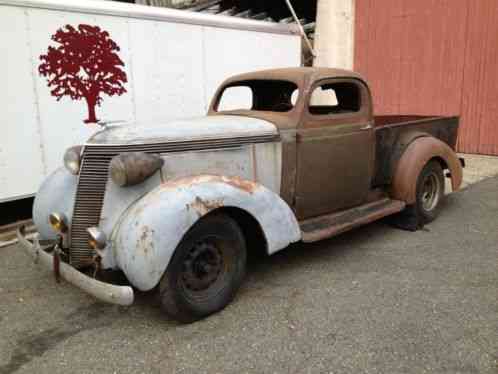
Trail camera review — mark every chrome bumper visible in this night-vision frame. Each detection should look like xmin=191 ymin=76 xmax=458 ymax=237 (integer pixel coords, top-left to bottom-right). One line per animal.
xmin=17 ymin=227 xmax=134 ymax=306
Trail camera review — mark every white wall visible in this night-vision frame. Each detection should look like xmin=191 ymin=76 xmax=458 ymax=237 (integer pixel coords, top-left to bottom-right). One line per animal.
xmin=313 ymin=0 xmax=355 ymax=70
xmin=0 ymin=3 xmax=301 ymax=201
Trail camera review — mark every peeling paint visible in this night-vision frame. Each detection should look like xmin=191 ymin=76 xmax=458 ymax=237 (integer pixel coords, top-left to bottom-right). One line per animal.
xmin=188 ymin=196 xmax=224 ymax=216
xmin=160 ymin=175 xmax=260 ymax=194
xmin=223 ymin=176 xmax=258 ymax=194
xmin=137 ymin=226 xmax=154 ymax=257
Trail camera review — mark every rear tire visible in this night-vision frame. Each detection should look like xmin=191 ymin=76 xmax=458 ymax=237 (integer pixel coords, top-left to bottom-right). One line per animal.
xmin=415 ymin=160 xmax=445 ymax=223
xmin=390 ymin=160 xmax=445 ymax=230
xmin=159 ymin=214 xmax=246 ymax=323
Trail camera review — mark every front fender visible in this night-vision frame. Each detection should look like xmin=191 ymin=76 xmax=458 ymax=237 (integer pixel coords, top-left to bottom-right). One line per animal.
xmin=391 ymin=136 xmax=463 ymax=204
xmin=33 ymin=167 xmax=77 ymax=240
xmin=113 ymin=175 xmax=301 ymax=291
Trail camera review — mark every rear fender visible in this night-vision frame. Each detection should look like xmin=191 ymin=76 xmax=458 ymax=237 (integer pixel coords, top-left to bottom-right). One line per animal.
xmin=391 ymin=137 xmax=463 ymax=204
xmin=112 ymin=175 xmax=301 ymax=291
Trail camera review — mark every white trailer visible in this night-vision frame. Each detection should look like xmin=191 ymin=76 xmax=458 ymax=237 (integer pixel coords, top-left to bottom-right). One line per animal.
xmin=0 ymin=0 xmax=301 ymax=202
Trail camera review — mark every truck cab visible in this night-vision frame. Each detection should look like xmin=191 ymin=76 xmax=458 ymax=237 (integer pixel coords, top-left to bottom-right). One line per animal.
xmin=210 ymin=68 xmax=375 ymax=219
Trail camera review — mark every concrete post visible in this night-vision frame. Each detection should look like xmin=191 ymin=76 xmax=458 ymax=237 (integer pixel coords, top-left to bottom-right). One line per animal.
xmin=313 ymin=0 xmax=355 ymax=70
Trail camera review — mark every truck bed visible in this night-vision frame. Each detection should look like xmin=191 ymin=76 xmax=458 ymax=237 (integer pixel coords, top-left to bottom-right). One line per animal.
xmin=373 ymin=115 xmax=460 ymax=187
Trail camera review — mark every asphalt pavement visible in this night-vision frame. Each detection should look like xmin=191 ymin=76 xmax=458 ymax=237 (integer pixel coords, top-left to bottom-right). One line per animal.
xmin=1 ymin=177 xmax=497 ymax=374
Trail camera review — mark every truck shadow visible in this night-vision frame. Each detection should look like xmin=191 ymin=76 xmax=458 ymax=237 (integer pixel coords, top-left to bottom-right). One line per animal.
xmin=1 ymin=200 xmax=458 ymax=373
xmin=93 ymin=195 xmax=457 ymax=323
xmin=3 ymin=198 xmax=459 ymax=374
xmin=127 ymin=220 xmax=397 ymax=326
xmin=246 ymin=220 xmax=389 ymax=278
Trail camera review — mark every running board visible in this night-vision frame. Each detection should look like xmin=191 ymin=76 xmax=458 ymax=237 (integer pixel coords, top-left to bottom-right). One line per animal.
xmin=300 ymin=198 xmax=406 ymax=243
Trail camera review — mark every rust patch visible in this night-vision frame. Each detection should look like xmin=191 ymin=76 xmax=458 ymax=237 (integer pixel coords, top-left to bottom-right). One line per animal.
xmin=160 ymin=175 xmax=213 ymax=189
xmin=160 ymin=175 xmax=260 ymax=194
xmin=188 ymin=196 xmax=224 ymax=216
xmin=137 ymin=225 xmax=155 ymax=257
xmin=222 ymin=176 xmax=258 ymax=194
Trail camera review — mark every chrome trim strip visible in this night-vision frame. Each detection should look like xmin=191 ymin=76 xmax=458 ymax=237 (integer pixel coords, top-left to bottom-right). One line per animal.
xmin=85 ymin=133 xmax=280 ymax=148
xmin=1 ymin=0 xmax=299 ymax=35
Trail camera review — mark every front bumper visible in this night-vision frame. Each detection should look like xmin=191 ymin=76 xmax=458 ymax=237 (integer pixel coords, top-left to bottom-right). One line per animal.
xmin=17 ymin=227 xmax=134 ymax=306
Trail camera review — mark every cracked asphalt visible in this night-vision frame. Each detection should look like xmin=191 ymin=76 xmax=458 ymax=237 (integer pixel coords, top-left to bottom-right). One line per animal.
xmin=1 ymin=177 xmax=497 ymax=374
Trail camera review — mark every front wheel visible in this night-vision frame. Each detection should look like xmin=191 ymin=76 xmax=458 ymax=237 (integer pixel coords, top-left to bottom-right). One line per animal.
xmin=159 ymin=214 xmax=246 ymax=323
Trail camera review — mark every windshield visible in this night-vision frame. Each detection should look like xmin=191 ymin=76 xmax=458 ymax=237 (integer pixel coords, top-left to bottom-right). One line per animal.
xmin=216 ymin=80 xmax=299 ymax=113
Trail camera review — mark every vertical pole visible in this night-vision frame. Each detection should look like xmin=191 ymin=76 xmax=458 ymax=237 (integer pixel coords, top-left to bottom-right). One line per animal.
xmin=313 ymin=0 xmax=355 ymax=69
xmin=285 ymin=0 xmax=316 ymax=57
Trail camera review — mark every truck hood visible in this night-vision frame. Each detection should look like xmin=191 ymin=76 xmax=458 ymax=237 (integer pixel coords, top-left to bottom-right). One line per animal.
xmin=86 ymin=115 xmax=278 ymax=145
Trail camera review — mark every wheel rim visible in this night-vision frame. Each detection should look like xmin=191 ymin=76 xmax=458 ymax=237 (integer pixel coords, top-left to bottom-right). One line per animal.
xmin=179 ymin=236 xmax=233 ymax=302
xmin=421 ymin=172 xmax=441 ymax=212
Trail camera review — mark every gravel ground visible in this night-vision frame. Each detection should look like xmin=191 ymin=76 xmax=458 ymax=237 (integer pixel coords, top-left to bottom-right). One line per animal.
xmin=0 ymin=177 xmax=497 ymax=374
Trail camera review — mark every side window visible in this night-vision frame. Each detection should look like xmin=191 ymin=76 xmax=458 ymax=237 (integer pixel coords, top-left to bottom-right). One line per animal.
xmin=218 ymin=86 xmax=253 ymax=111
xmin=309 ymin=82 xmax=361 ymax=115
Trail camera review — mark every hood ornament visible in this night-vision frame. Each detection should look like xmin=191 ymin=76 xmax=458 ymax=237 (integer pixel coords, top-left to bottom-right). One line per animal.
xmin=96 ymin=119 xmax=127 ymax=129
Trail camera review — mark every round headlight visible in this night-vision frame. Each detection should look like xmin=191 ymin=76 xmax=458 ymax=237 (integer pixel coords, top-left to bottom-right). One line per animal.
xmin=64 ymin=145 xmax=83 ymax=175
xmin=109 ymin=156 xmax=127 ymax=187
xmin=87 ymin=227 xmax=107 ymax=250
xmin=49 ymin=212 xmax=68 ymax=233
xmin=110 ymin=152 xmax=164 ymax=187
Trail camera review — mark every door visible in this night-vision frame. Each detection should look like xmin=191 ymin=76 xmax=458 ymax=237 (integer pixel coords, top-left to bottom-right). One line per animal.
xmin=295 ymin=79 xmax=375 ymax=219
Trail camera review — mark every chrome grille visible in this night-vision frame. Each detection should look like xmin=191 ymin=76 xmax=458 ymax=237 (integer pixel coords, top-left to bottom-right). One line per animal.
xmin=69 ymin=134 xmax=278 ymax=268
xmin=70 ymin=152 xmax=114 ymax=267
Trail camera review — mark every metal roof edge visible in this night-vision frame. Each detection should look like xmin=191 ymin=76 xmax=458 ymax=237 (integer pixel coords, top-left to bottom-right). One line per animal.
xmin=0 ymin=0 xmax=301 ymax=35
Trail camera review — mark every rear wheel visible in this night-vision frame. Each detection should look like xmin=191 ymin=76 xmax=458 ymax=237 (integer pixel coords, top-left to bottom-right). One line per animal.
xmin=390 ymin=160 xmax=445 ymax=230
xmin=415 ymin=160 xmax=445 ymax=223
xmin=159 ymin=214 xmax=246 ymax=323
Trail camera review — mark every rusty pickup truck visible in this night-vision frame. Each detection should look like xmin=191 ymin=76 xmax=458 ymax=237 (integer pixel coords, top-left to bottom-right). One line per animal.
xmin=18 ymin=67 xmax=464 ymax=322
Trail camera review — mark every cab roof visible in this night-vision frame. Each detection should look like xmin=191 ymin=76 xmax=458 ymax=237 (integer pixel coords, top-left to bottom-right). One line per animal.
xmin=221 ymin=67 xmax=367 ymax=87
xmin=208 ymin=67 xmax=370 ymax=130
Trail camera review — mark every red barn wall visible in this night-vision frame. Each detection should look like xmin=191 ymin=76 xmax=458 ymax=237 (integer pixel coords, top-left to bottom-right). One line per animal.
xmin=355 ymin=0 xmax=498 ymax=155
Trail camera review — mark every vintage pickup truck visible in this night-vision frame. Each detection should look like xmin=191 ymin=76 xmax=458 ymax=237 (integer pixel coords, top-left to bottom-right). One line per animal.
xmin=18 ymin=67 xmax=464 ymax=322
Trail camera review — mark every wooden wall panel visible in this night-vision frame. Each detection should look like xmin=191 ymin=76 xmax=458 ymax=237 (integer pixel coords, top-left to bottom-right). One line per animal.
xmin=355 ymin=0 xmax=404 ymax=114
xmin=397 ymin=0 xmax=467 ymax=115
xmin=459 ymin=0 xmax=498 ymax=155
xmin=355 ymin=0 xmax=498 ymax=155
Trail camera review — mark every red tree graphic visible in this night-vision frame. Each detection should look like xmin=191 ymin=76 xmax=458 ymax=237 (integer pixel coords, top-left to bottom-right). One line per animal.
xmin=39 ymin=24 xmax=127 ymax=124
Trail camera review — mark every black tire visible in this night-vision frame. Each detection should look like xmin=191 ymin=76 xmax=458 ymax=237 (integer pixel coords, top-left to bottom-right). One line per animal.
xmin=159 ymin=214 xmax=246 ymax=323
xmin=414 ymin=160 xmax=445 ymax=223
xmin=392 ymin=160 xmax=445 ymax=230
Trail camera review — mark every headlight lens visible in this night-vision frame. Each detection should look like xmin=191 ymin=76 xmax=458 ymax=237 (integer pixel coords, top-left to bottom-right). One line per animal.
xmin=64 ymin=145 xmax=83 ymax=175
xmin=49 ymin=212 xmax=68 ymax=233
xmin=109 ymin=156 xmax=127 ymax=187
xmin=110 ymin=152 xmax=163 ymax=187
xmin=87 ymin=227 xmax=107 ymax=250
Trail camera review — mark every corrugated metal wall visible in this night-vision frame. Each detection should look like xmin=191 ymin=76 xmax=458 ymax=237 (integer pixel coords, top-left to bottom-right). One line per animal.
xmin=355 ymin=0 xmax=498 ymax=155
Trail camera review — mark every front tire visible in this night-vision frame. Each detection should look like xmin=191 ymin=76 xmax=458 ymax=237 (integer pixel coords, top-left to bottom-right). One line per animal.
xmin=159 ymin=214 xmax=246 ymax=323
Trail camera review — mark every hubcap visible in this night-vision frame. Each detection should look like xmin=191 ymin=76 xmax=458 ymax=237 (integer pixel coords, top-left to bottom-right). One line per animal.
xmin=181 ymin=241 xmax=223 ymax=292
xmin=421 ymin=172 xmax=441 ymax=211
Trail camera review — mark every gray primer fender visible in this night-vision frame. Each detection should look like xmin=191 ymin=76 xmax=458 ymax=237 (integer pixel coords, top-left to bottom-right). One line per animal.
xmin=33 ymin=167 xmax=77 ymax=240
xmin=112 ymin=175 xmax=301 ymax=291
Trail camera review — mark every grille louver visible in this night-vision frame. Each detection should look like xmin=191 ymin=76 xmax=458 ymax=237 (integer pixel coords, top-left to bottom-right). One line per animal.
xmin=69 ymin=134 xmax=278 ymax=268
